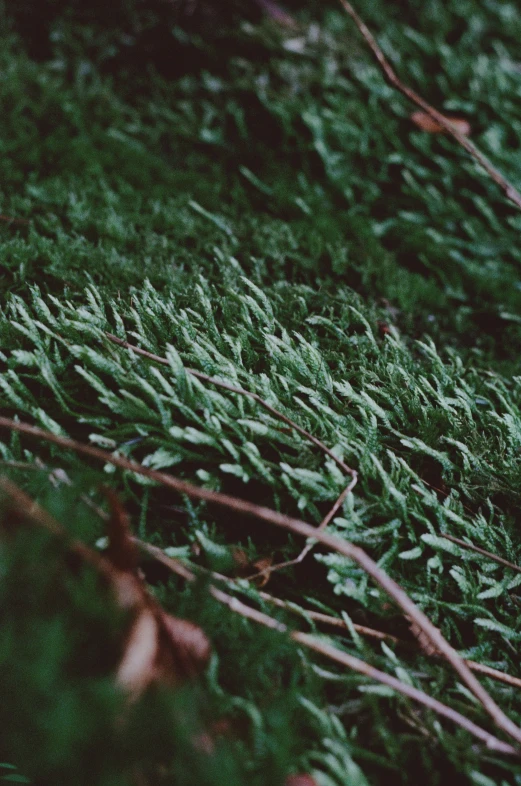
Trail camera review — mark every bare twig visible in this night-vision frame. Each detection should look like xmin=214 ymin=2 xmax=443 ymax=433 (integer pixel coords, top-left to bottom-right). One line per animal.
xmin=105 ymin=332 xmax=357 ymax=570
xmin=0 ymin=477 xmax=107 ymax=571
xmin=0 ymin=214 xmax=30 ymax=225
xmin=136 ymin=539 xmax=521 ymax=692
xmin=104 ymin=333 xmax=357 ymax=482
xmin=338 ymin=0 xmax=521 ymax=212
xmin=2 ymin=476 xmax=516 ymax=754
xmin=1 ymin=415 xmax=520 ymax=749
xmin=441 ymin=534 xmax=521 ymax=574
xmin=464 ymin=661 xmax=521 ymax=691
xmin=0 ymin=458 xmax=109 ymax=519
xmin=290 ymin=633 xmax=517 ymax=755
xmin=245 ymin=483 xmax=352 ymax=581
xmin=263 ymin=593 xmax=521 ymax=690
xmin=135 ymin=541 xmax=518 ymax=756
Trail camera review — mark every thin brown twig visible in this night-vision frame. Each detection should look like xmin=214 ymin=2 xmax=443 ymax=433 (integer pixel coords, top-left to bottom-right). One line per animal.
xmin=107 ymin=326 xmax=515 ymax=580
xmin=104 ymin=333 xmax=357 ymax=482
xmin=106 ymin=332 xmax=357 ymax=571
xmin=262 ymin=591 xmax=521 ymax=690
xmin=0 ymin=458 xmax=109 ymax=519
xmin=245 ymin=483 xmax=352 ymax=581
xmin=135 ymin=540 xmax=521 ymax=692
xmin=0 ymin=214 xmax=30 ymax=225
xmin=441 ymin=534 xmax=521 ymax=575
xmin=0 ymin=478 xmax=107 ymax=572
xmin=291 ymin=632 xmax=517 ymax=755
xmin=1 ymin=416 xmax=520 ymax=750
xmin=135 ymin=541 xmax=518 ymax=756
xmin=1 ymin=480 xmax=516 ymax=755
xmin=338 ymin=0 xmax=521 ymax=212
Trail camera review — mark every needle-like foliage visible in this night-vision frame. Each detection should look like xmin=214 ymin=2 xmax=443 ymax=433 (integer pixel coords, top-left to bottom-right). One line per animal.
xmin=2 ymin=2 xmax=521 ymax=784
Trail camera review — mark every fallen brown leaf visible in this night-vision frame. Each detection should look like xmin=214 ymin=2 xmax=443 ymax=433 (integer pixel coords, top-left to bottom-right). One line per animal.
xmin=411 ymin=111 xmax=471 ymax=136
xmin=231 ymin=547 xmax=250 ymax=572
xmin=0 ymin=479 xmax=211 ymax=699
xmin=103 ymin=489 xmax=211 ymax=697
xmin=285 ymin=775 xmax=319 ymax=786
xmin=252 ymin=555 xmax=274 ymax=588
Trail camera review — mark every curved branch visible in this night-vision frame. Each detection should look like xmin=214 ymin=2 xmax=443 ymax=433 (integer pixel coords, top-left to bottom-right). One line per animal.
xmin=1 ymin=415 xmax=520 ymax=750
xmin=338 ymin=0 xmax=521 ymax=211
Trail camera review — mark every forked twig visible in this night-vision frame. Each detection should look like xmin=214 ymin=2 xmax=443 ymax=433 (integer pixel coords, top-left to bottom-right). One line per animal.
xmin=1 ymin=476 xmax=517 ymax=751
xmin=1 ymin=416 xmax=520 ymax=750
xmin=290 ymin=633 xmax=517 ymax=755
xmin=135 ymin=539 xmax=521 ymax=691
xmin=135 ymin=541 xmax=518 ymax=756
xmin=245 ymin=484 xmax=351 ymax=581
xmin=338 ymin=0 xmax=521 ymax=211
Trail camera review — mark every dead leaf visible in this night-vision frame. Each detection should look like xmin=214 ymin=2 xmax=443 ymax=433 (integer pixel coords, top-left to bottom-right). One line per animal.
xmin=0 ymin=479 xmax=211 ymax=700
xmin=103 ymin=489 xmax=211 ymax=697
xmin=231 ymin=547 xmax=249 ymax=572
xmin=159 ymin=613 xmax=212 ymax=681
xmin=231 ymin=549 xmax=274 ymax=586
xmin=252 ymin=555 xmax=273 ymax=588
xmin=116 ymin=608 xmax=160 ymax=695
xmin=285 ymin=775 xmax=319 ymax=786
xmin=410 ymin=111 xmax=471 ymax=136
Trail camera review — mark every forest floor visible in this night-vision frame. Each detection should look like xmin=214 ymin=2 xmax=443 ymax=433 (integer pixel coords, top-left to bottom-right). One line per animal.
xmin=2 ymin=2 xmax=521 ymax=784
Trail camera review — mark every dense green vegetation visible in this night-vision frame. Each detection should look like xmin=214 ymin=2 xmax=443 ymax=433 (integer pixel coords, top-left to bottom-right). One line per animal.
xmin=2 ymin=1 xmax=521 ymax=784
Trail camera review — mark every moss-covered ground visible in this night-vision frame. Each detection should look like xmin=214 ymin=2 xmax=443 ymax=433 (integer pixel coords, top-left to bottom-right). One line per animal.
xmin=2 ymin=2 xmax=521 ymax=784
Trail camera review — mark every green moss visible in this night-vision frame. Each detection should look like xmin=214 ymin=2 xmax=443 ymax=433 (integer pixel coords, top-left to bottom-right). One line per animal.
xmin=2 ymin=2 xmax=521 ymax=784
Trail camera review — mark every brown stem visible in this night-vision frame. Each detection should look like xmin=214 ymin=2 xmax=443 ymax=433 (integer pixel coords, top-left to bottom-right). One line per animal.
xmin=441 ymin=534 xmax=521 ymax=574
xmin=106 ymin=332 xmax=357 ymax=571
xmin=136 ymin=540 xmax=521 ymax=692
xmin=135 ymin=541 xmax=518 ymax=757
xmin=104 ymin=333 xmax=357 ymax=482
xmin=0 ymin=477 xmax=108 ymax=573
xmin=244 ymin=483 xmax=352 ymax=581
xmin=1 ymin=415 xmax=520 ymax=749
xmin=338 ymin=0 xmax=521 ymax=211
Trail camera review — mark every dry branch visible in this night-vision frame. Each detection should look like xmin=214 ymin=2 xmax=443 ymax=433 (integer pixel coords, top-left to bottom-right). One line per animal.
xmin=245 ymin=483 xmax=352 ymax=580
xmin=105 ymin=332 xmax=357 ymax=570
xmin=1 ymin=416 xmax=521 ymax=750
xmin=441 ymin=534 xmax=521 ymax=574
xmin=136 ymin=540 xmax=518 ymax=756
xmin=0 ymin=478 xmax=211 ymax=697
xmin=338 ymin=0 xmax=521 ymax=211
xmin=136 ymin=538 xmax=521 ymax=691
xmin=104 ymin=333 xmax=357 ymax=482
